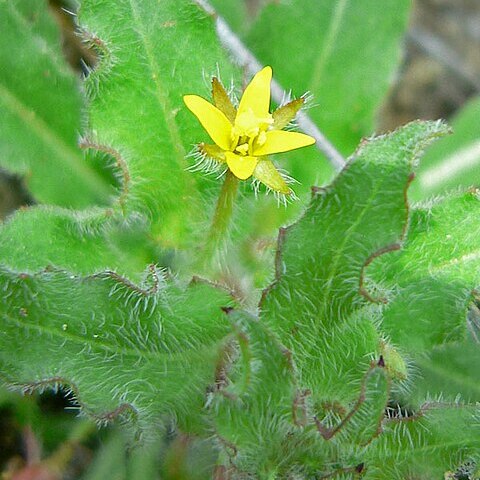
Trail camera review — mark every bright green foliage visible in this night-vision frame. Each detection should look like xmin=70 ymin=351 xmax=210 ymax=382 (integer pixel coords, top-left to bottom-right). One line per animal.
xmin=246 ymin=0 xmax=410 ymax=152
xmin=212 ymin=310 xmax=297 ymax=476
xmin=0 ymin=0 xmax=114 ymax=207
xmin=78 ymin=0 xmax=240 ymax=246
xmin=371 ymin=191 xmax=480 ymax=353
xmin=0 ymin=266 xmax=234 ymax=439
xmin=0 ymin=207 xmax=157 ymax=279
xmin=0 ymin=0 xmax=479 ymax=478
xmin=0 ymin=0 xmax=158 ymax=281
xmin=412 ymin=337 xmax=480 ymax=404
xmin=209 ymin=0 xmax=253 ymax=35
xmin=260 ymin=121 xmax=448 ymax=406
xmin=212 ymin=313 xmax=391 ymax=477
xmin=338 ymin=366 xmax=390 ymax=446
xmin=209 ymin=122 xmax=479 ymax=478
xmin=412 ymin=96 xmax=480 ymax=199
xmin=366 ymin=406 xmax=480 ymax=479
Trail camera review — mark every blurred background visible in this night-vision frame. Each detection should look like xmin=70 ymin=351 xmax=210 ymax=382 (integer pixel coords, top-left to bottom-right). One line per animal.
xmin=1 ymin=0 xmax=479 ymax=478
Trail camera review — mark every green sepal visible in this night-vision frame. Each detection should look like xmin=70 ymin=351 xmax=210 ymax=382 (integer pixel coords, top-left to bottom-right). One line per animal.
xmin=212 ymin=77 xmax=237 ymax=124
xmin=253 ymin=158 xmax=291 ymax=195
xmin=272 ymin=98 xmax=305 ymax=130
xmin=199 ymin=143 xmax=226 ymax=163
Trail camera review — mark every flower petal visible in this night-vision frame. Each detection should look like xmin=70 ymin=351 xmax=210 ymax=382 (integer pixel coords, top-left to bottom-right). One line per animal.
xmin=254 ymin=130 xmax=315 ymax=156
xmin=253 ymin=158 xmax=291 ymax=195
xmin=225 ymin=152 xmax=258 ymax=180
xmin=183 ymin=95 xmax=232 ymax=150
xmin=237 ymin=66 xmax=272 ymax=118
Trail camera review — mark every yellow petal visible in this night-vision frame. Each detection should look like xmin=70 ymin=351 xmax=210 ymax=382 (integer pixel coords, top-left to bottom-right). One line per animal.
xmin=237 ymin=66 xmax=272 ymax=119
xmin=225 ymin=152 xmax=258 ymax=180
xmin=183 ymin=95 xmax=232 ymax=151
xmin=253 ymin=158 xmax=291 ymax=195
xmin=254 ymin=130 xmax=315 ymax=156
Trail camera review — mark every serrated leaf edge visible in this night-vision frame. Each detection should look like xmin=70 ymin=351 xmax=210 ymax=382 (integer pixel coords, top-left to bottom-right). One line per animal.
xmin=260 ymin=121 xmax=450 ymax=309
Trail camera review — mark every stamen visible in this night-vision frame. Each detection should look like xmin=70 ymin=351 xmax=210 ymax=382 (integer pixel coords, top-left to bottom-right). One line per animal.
xmin=257 ymin=131 xmax=267 ymax=146
xmin=235 ymin=143 xmax=249 ymax=155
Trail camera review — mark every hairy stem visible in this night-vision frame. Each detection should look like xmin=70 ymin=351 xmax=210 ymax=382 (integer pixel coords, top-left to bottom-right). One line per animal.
xmin=202 ymin=170 xmax=239 ymax=266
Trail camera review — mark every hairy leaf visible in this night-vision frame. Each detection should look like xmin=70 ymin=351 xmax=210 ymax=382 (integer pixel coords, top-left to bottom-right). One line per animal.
xmin=0 ymin=267 xmax=234 ymax=439
xmin=210 ymin=122 xmax=449 ymax=475
xmin=366 ymin=406 xmax=480 ymax=479
xmin=0 ymin=0 xmax=113 ymax=207
xmin=412 ymin=337 xmax=480 ymax=405
xmin=335 ymin=366 xmax=390 ymax=447
xmin=212 ymin=309 xmax=297 ymax=476
xmin=78 ymin=0 xmax=239 ymax=246
xmin=0 ymin=206 xmax=157 ymax=279
xmin=260 ymin=121 xmax=448 ymax=404
xmin=371 ymin=190 xmax=480 ymax=353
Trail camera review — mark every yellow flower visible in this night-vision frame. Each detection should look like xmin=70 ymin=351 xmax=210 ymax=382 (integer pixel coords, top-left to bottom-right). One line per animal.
xmin=183 ymin=66 xmax=315 ymax=195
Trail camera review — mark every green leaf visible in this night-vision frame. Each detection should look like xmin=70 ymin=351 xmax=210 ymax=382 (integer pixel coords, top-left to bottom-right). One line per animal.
xmin=212 ymin=310 xmax=297 ymax=476
xmin=412 ymin=96 xmax=480 ymax=199
xmin=0 ymin=206 xmax=158 ymax=279
xmin=412 ymin=338 xmax=480 ymax=405
xmin=78 ymin=0 xmax=239 ymax=246
xmin=260 ymin=121 xmax=448 ymax=404
xmin=209 ymin=0 xmax=253 ymax=36
xmin=247 ymin=0 xmax=411 ymax=152
xmin=370 ymin=191 xmax=480 ymax=353
xmin=366 ymin=406 xmax=480 ymax=479
xmin=0 ymin=0 xmax=113 ymax=207
xmin=335 ymin=366 xmax=390 ymax=447
xmin=0 ymin=267 xmax=234 ymax=439
xmin=209 ymin=122 xmax=448 ymax=475
xmin=0 ymin=0 xmax=245 ymax=281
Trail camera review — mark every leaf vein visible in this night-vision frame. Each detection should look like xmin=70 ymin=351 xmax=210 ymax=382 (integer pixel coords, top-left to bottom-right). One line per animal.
xmin=307 ymin=0 xmax=349 ymax=93
xmin=2 ymin=310 xmax=160 ymax=360
xmin=126 ymin=0 xmax=193 ymax=180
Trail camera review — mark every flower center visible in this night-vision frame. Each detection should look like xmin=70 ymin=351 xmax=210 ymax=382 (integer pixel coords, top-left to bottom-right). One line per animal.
xmin=231 ymin=108 xmax=273 ymax=156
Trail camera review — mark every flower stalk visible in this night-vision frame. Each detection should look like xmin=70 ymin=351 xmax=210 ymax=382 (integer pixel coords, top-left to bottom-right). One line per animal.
xmin=185 ymin=66 xmax=317 ymax=267
xmin=202 ymin=170 xmax=239 ymax=265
